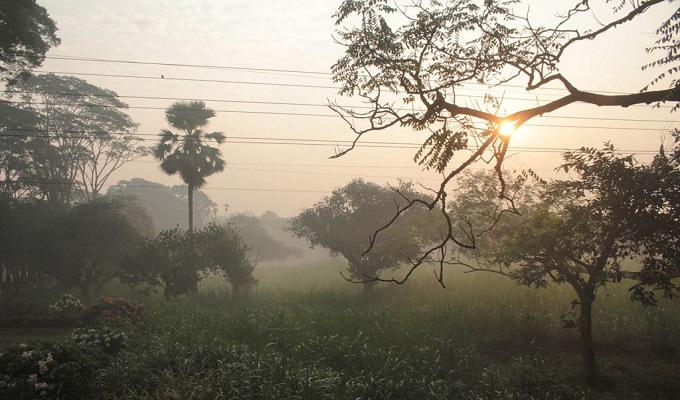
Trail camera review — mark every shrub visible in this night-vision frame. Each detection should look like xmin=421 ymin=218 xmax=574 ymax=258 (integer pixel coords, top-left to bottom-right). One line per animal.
xmin=81 ymin=296 xmax=145 ymax=326
xmin=0 ymin=341 xmax=105 ymax=400
xmin=48 ymin=294 xmax=84 ymax=316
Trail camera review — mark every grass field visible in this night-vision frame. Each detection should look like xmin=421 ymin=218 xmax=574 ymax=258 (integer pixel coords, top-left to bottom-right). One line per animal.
xmin=2 ymin=261 xmax=680 ymax=399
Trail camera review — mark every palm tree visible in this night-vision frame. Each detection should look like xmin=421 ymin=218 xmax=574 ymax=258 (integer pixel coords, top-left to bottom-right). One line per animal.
xmin=153 ymin=101 xmax=226 ymax=230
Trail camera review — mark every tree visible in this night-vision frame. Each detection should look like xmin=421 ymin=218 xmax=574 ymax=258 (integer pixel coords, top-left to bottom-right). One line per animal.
xmin=330 ymin=0 xmax=680 ymax=269
xmin=227 ymin=213 xmax=303 ymax=263
xmin=288 ymin=179 xmax=443 ymax=290
xmin=449 ymin=140 xmax=680 ymax=375
xmin=5 ymin=74 xmax=144 ymax=203
xmin=0 ymin=196 xmax=65 ymax=295
xmin=106 ymin=178 xmax=218 ymax=232
xmin=121 ymin=227 xmax=203 ymax=299
xmin=153 ymin=101 xmax=226 ymax=230
xmin=121 ymin=223 xmax=255 ymax=298
xmin=0 ymin=101 xmax=39 ymax=198
xmin=36 ymin=198 xmax=144 ymax=302
xmin=200 ymin=223 xmax=257 ymax=295
xmin=0 ymin=0 xmax=60 ymax=83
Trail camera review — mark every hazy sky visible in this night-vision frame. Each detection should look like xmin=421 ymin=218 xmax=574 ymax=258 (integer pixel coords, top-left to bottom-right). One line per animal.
xmin=36 ymin=0 xmax=679 ymax=218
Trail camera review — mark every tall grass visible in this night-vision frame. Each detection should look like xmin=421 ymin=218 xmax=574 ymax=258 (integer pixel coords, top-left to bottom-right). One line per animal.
xmin=86 ymin=265 xmax=680 ymax=399
xmin=4 ymin=261 xmax=680 ymax=399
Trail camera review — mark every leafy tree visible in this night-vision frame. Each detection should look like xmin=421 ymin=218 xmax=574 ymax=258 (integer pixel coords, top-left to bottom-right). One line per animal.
xmin=288 ymin=179 xmax=443 ymax=290
xmin=0 ymin=101 xmax=39 ymax=198
xmin=450 ymin=140 xmax=680 ymax=374
xmin=200 ymin=223 xmax=257 ymax=295
xmin=0 ymin=0 xmax=60 ymax=83
xmin=36 ymin=198 xmax=144 ymax=302
xmin=0 ymin=196 xmax=64 ymax=295
xmin=4 ymin=74 xmax=144 ymax=203
xmin=153 ymin=101 xmax=226 ymax=230
xmin=227 ymin=213 xmax=303 ymax=263
xmin=106 ymin=178 xmax=218 ymax=232
xmin=121 ymin=227 xmax=202 ymax=299
xmin=122 ymin=224 xmax=254 ymax=298
xmin=330 ymin=0 xmax=680 ymax=268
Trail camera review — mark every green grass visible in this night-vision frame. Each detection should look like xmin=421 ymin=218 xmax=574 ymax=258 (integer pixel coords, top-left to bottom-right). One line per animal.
xmin=2 ymin=262 xmax=680 ymax=399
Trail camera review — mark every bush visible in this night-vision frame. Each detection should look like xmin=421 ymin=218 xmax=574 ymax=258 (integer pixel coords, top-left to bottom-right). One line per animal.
xmin=81 ymin=296 xmax=146 ymax=326
xmin=0 ymin=341 xmax=105 ymax=400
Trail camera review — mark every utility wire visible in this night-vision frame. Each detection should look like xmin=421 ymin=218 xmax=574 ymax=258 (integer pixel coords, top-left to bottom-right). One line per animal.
xmin=2 ymin=96 xmax=675 ymax=124
xmin=45 ymin=54 xmax=643 ymax=97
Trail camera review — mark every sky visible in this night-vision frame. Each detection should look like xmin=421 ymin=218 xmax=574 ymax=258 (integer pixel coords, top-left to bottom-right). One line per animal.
xmin=35 ymin=0 xmax=680 ymax=218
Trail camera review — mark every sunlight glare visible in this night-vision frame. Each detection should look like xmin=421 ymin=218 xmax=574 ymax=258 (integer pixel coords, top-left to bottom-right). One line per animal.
xmin=498 ymin=121 xmax=517 ymax=137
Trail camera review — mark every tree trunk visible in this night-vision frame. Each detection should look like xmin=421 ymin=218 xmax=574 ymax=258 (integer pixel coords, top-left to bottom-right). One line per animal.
xmin=362 ymin=280 xmax=378 ymax=292
xmin=79 ymin=283 xmax=91 ymax=305
xmin=188 ymin=183 xmax=194 ymax=231
xmin=579 ymin=295 xmax=597 ymax=378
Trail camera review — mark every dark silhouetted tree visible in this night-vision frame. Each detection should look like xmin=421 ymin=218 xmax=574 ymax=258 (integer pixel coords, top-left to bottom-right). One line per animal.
xmin=5 ymin=74 xmax=144 ymax=203
xmin=450 ymin=138 xmax=680 ymax=375
xmin=330 ymin=0 xmax=680 ymax=278
xmin=153 ymin=101 xmax=225 ymax=230
xmin=288 ymin=179 xmax=443 ymax=290
xmin=37 ymin=198 xmax=144 ymax=302
xmin=0 ymin=0 xmax=60 ymax=83
xmin=121 ymin=223 xmax=254 ymax=298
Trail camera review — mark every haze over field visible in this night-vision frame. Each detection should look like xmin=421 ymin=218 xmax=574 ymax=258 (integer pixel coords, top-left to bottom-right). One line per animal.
xmin=31 ymin=0 xmax=679 ymax=218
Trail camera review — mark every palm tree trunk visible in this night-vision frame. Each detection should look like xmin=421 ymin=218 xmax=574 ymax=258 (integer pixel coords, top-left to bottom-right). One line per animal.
xmin=188 ymin=183 xmax=194 ymax=230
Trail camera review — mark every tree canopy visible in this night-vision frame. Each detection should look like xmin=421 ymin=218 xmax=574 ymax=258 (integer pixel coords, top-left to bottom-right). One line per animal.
xmin=330 ymin=0 xmax=680 ymax=274
xmin=0 ymin=0 xmax=60 ymax=83
xmin=449 ymin=135 xmax=680 ymax=372
xmin=153 ymin=101 xmax=226 ymax=230
xmin=106 ymin=178 xmax=218 ymax=232
xmin=3 ymin=74 xmax=144 ymax=203
xmin=121 ymin=223 xmax=255 ymax=298
xmin=227 ymin=213 xmax=303 ymax=263
xmin=288 ymin=179 xmax=443 ymax=289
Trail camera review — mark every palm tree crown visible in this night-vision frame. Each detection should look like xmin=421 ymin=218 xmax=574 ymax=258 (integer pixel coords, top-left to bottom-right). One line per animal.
xmin=153 ymin=100 xmax=226 ymax=230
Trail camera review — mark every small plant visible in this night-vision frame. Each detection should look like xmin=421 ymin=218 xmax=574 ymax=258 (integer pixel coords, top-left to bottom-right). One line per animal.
xmin=81 ymin=296 xmax=146 ymax=326
xmin=72 ymin=326 xmax=129 ymax=354
xmin=0 ymin=341 xmax=104 ymax=400
xmin=48 ymin=294 xmax=84 ymax=316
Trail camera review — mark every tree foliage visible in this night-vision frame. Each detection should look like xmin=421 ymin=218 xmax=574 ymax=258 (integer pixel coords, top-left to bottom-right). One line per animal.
xmin=288 ymin=179 xmax=443 ymax=289
xmin=227 ymin=213 xmax=303 ymax=263
xmin=122 ymin=223 xmax=255 ymax=298
xmin=331 ymin=0 xmax=680 ymax=269
xmin=3 ymin=74 xmax=145 ymax=203
xmin=35 ymin=198 xmax=144 ymax=302
xmin=450 ymin=136 xmax=680 ymax=372
xmin=0 ymin=0 xmax=60 ymax=83
xmin=106 ymin=178 xmax=218 ymax=232
xmin=153 ymin=101 xmax=226 ymax=230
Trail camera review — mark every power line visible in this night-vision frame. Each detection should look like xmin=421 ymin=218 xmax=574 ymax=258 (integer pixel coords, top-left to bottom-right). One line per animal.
xmin=45 ymin=54 xmax=644 ymax=97
xmin=36 ymin=71 xmax=340 ymax=90
xmin=46 ymin=55 xmax=333 ymax=76
xmin=2 ymin=96 xmax=675 ymax=124
xmin=0 ymin=127 xmax=665 ymax=151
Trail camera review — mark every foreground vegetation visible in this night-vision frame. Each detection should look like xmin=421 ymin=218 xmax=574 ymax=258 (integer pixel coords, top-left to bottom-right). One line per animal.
xmin=1 ymin=267 xmax=679 ymax=399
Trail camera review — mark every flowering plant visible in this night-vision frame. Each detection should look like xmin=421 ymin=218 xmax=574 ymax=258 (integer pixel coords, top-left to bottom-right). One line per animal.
xmin=0 ymin=341 xmax=104 ymax=399
xmin=72 ymin=326 xmax=128 ymax=354
xmin=48 ymin=294 xmax=84 ymax=315
xmin=81 ymin=296 xmax=146 ymax=325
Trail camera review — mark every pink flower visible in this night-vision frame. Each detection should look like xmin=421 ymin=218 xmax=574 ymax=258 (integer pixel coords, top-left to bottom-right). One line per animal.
xmin=27 ymin=374 xmax=37 ymax=385
xmin=46 ymin=352 xmax=53 ymax=363
xmin=38 ymin=360 xmax=48 ymax=374
xmin=21 ymin=351 xmax=33 ymax=358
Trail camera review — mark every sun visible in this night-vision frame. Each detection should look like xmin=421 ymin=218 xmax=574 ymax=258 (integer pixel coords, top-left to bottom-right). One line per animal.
xmin=498 ymin=121 xmax=517 ymax=137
